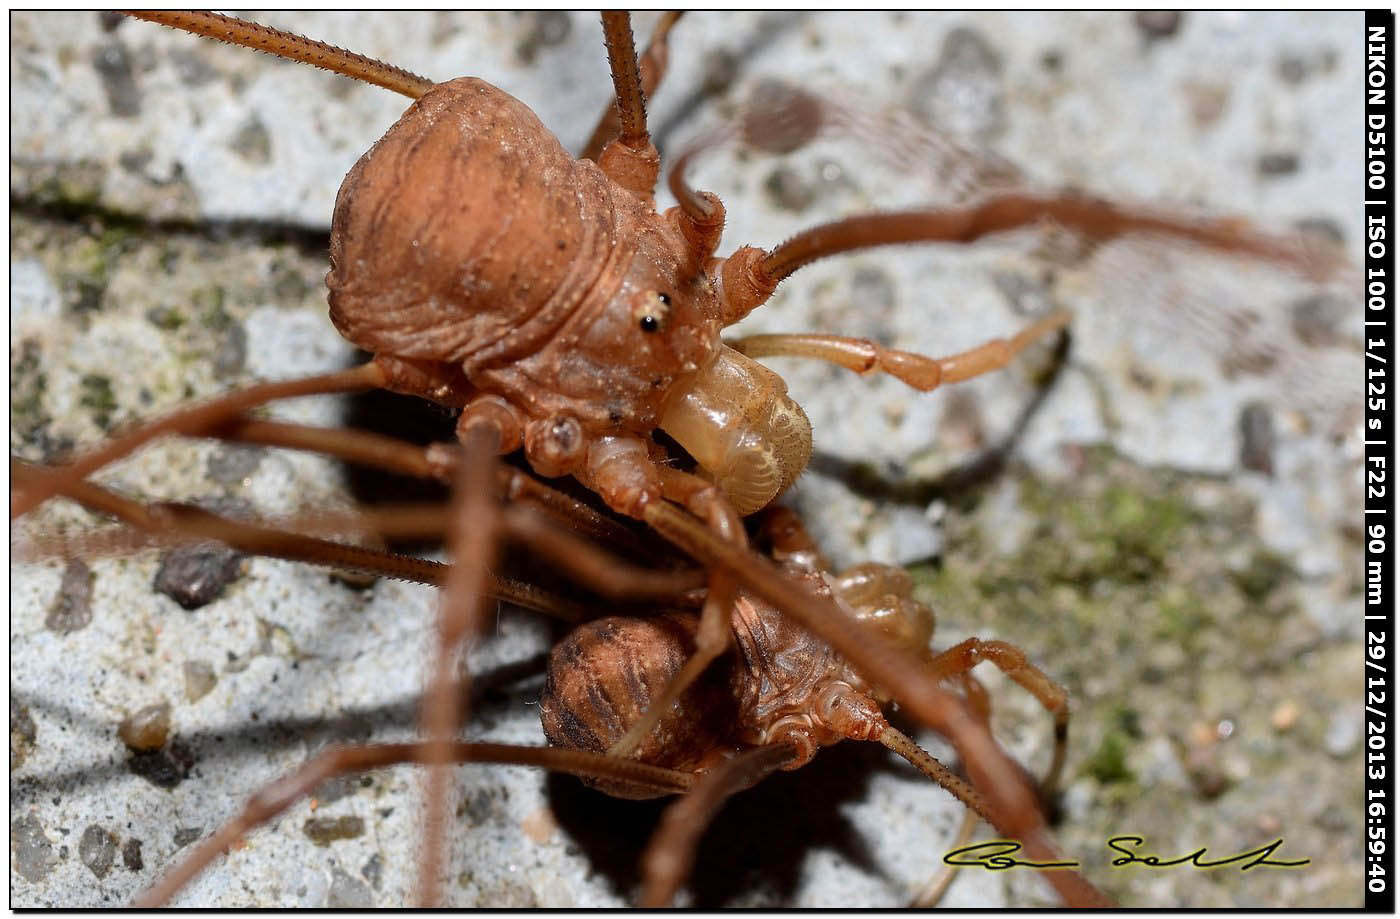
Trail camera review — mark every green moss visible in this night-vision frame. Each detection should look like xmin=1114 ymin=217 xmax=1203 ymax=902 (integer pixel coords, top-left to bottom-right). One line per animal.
xmin=1084 ymin=730 xmax=1134 ymax=784
xmin=1230 ymin=549 xmax=1293 ymax=601
xmin=79 ymin=373 xmax=117 ymax=430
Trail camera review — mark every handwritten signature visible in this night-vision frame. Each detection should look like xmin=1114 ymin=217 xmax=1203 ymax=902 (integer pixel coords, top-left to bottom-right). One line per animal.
xmin=943 ymin=836 xmax=1311 ymax=872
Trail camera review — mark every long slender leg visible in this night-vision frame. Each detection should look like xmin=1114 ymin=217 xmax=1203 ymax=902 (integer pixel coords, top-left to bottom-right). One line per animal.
xmin=911 ymin=807 xmax=980 ymax=907
xmin=756 ymin=194 xmax=1342 ymax=285
xmin=212 ymin=417 xmax=670 ymax=563
xmin=596 ymin=12 xmax=661 ymax=199
xmin=121 ymin=11 xmax=434 ymax=98
xmin=905 ymin=673 xmax=1002 ymax=908
xmin=928 ymin=638 xmax=1070 ymax=797
xmin=639 ymin=500 xmax=1110 ymax=907
xmin=12 ymin=462 xmax=631 ymax=623
xmin=131 ymin=741 xmax=696 ymax=907
xmin=581 ymin=12 xmax=683 ymax=161
xmin=10 ymin=363 xmax=387 ymax=519
xmin=638 ymin=743 xmax=797 ymax=907
xmin=717 ymin=193 xmax=1341 ymax=324
xmin=417 ymin=421 xmax=501 ymax=906
xmin=729 ymin=309 xmax=1071 ymax=393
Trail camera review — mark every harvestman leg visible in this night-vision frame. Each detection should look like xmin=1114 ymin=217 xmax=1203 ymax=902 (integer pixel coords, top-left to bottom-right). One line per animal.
xmin=581 ymin=12 xmax=683 ymax=161
xmin=729 ymin=308 xmax=1072 ymax=393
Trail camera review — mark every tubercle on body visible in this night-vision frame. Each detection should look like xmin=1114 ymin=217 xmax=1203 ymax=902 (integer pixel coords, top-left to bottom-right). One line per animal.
xmin=326 ymin=77 xmax=805 ymax=520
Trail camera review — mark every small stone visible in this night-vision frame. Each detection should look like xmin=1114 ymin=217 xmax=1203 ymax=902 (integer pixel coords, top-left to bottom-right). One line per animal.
xmin=361 ymin=853 xmax=383 ymax=890
xmin=1238 ymin=402 xmax=1275 ymax=475
xmin=118 ymin=702 xmax=171 ymax=752
xmin=763 ymin=165 xmax=815 ymax=213
xmin=1134 ymin=10 xmax=1183 ymax=40
xmin=910 ymin=26 xmax=1005 ymax=142
xmin=205 ymin=445 xmax=261 ymax=487
xmin=154 ymin=544 xmax=243 ymax=610
xmin=79 ymin=824 xmax=118 ymax=879
xmin=303 ymin=815 xmax=365 ymax=847
xmin=182 ymin=660 xmax=217 ymax=703
xmin=46 ymin=559 xmax=94 ymax=633
xmin=12 ymin=814 xmax=57 ymax=883
xmin=128 ymin=740 xmax=196 ymax=789
xmin=741 ymin=80 xmax=825 ymax=155
xmin=1271 ymin=700 xmax=1300 ymax=732
xmin=92 ymin=41 xmax=140 ymax=117
xmin=228 ymin=116 xmax=271 ymax=165
xmin=1291 ymin=293 xmax=1351 ymax=347
xmin=314 ymin=775 xmax=360 ymax=807
xmin=11 ymin=700 xmax=37 ymax=770
xmin=327 ymin=867 xmax=374 ymax=908
xmin=173 ymin=827 xmax=202 ymax=849
xmin=122 ymin=838 xmax=143 ymax=872
xmin=1257 ymin=151 xmax=1300 ymax=177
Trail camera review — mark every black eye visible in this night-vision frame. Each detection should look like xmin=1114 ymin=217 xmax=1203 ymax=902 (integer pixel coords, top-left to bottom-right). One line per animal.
xmin=639 ymin=315 xmax=660 ymax=333
xmin=657 ymin=292 xmax=672 ymax=306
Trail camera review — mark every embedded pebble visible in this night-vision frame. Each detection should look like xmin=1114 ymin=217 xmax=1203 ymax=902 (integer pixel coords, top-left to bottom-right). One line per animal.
xmin=46 ymin=559 xmax=94 ymax=633
xmin=327 ymin=867 xmax=374 ymax=908
xmin=12 ymin=814 xmax=57 ymax=882
xmin=205 ymin=445 xmax=262 ymax=487
xmin=127 ymin=740 xmax=195 ymax=789
xmin=173 ymin=826 xmax=202 ymax=849
xmin=1257 ymin=151 xmax=1300 ymax=177
xmin=1238 ymin=402 xmax=1276 ymax=475
xmin=1271 ymin=700 xmax=1301 ymax=732
xmin=182 ymin=660 xmax=217 ymax=702
xmin=303 ymin=815 xmax=365 ymax=846
xmin=122 ymin=838 xmax=143 ymax=872
xmin=11 ymin=700 xmax=37 ymax=770
xmin=78 ymin=824 xmax=117 ymax=879
xmin=910 ymin=26 xmax=1005 ymax=142
xmin=1134 ymin=10 xmax=1183 ymax=40
xmin=1290 ymin=293 xmax=1351 ymax=347
xmin=361 ymin=853 xmax=383 ymax=891
xmin=154 ymin=544 xmax=244 ymax=610
xmin=228 ymin=116 xmax=271 ymax=166
xmin=741 ymin=80 xmax=826 ymax=154
xmin=92 ymin=41 xmax=140 ymax=117
xmin=118 ymin=702 xmax=171 ymax=752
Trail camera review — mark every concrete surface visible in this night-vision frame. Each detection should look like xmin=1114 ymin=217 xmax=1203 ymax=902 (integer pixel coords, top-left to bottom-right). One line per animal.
xmin=11 ymin=11 xmax=1363 ymax=907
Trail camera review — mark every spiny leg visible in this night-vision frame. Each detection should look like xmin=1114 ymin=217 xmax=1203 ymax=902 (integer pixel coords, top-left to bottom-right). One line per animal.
xmin=597 ymin=11 xmax=661 ymax=199
xmin=121 ymin=11 xmax=435 ymax=98
xmin=730 ymin=308 xmax=1071 ymax=393
xmin=131 ymin=741 xmax=695 ymax=907
xmin=638 ymin=743 xmax=797 ymax=907
xmin=906 ymin=673 xmax=1008 ymax=908
xmin=581 ymin=12 xmax=683 ymax=161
